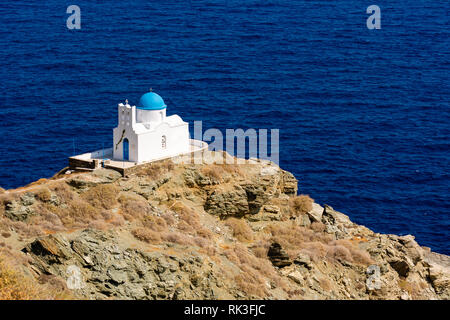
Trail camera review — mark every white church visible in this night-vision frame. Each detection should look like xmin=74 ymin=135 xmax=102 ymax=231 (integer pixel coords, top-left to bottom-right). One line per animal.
xmin=112 ymin=90 xmax=190 ymax=163
xmin=69 ymin=90 xmax=207 ymax=172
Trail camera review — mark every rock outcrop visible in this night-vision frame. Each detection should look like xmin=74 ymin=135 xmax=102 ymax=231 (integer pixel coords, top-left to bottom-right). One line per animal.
xmin=0 ymin=152 xmax=448 ymax=300
xmin=268 ymin=243 xmax=292 ymax=268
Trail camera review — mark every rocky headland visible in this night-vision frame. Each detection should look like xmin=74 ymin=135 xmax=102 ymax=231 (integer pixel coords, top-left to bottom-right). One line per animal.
xmin=0 ymin=152 xmax=448 ymax=300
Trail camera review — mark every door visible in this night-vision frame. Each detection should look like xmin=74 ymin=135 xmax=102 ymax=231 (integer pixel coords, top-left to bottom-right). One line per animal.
xmin=123 ymin=138 xmax=129 ymax=161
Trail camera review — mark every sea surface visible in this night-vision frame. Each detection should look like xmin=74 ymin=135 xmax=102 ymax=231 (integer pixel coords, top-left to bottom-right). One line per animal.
xmin=0 ymin=1 xmax=448 ymax=254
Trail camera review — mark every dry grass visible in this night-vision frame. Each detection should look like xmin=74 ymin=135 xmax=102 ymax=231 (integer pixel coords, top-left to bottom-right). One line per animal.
xmin=250 ymin=240 xmax=271 ymax=258
xmin=221 ymin=163 xmax=243 ymax=176
xmin=118 ymin=193 xmax=152 ymax=221
xmin=201 ymin=165 xmax=224 ymax=181
xmin=27 ymin=206 xmax=65 ymax=234
xmin=59 ymin=199 xmax=101 ymax=227
xmin=0 ymin=258 xmax=42 ymax=299
xmin=161 ymin=231 xmax=194 ymax=246
xmin=132 ymin=228 xmax=161 ymax=244
xmin=35 ymin=187 xmax=52 ymax=202
xmin=0 ymin=254 xmax=73 ymax=300
xmin=224 ymin=243 xmax=284 ymax=298
xmin=169 ymin=201 xmax=214 ymax=240
xmin=136 ymin=160 xmax=175 ymax=179
xmin=264 ymin=221 xmax=372 ymax=265
xmin=87 ymin=220 xmax=110 ymax=230
xmin=298 ymin=242 xmax=329 ymax=262
xmin=1 ymin=232 xmax=11 ymax=238
xmin=327 ymin=239 xmax=373 ymax=265
xmin=9 ymin=221 xmax=44 ymax=239
xmin=0 ymin=193 xmax=19 ymax=217
xmin=49 ymin=181 xmax=75 ymax=204
xmin=225 ymin=217 xmax=254 ymax=242
xmin=266 ymin=221 xmax=332 ymax=258
xmin=82 ymin=184 xmax=119 ymax=210
xmin=289 ymin=195 xmax=313 ymax=217
xmin=318 ymin=278 xmax=332 ymax=292
xmin=235 ymin=265 xmax=267 ymax=298
xmin=201 ymin=163 xmax=243 ymax=181
xmin=310 ymin=221 xmax=326 ymax=232
xmin=196 ymin=227 xmax=214 ymax=240
xmin=142 ymin=215 xmax=167 ymax=232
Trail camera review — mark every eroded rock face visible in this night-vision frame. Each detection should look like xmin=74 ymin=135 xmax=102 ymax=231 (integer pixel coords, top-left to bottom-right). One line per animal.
xmin=23 ymin=229 xmax=229 ymax=300
xmin=4 ymin=193 xmax=36 ymax=221
xmin=202 ymin=167 xmax=296 ymax=218
xmin=204 ymin=186 xmax=249 ymax=217
xmin=1 ymin=153 xmax=448 ymax=300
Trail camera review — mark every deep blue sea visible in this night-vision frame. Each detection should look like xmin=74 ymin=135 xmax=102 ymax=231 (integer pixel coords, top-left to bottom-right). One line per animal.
xmin=0 ymin=1 xmax=448 ymax=254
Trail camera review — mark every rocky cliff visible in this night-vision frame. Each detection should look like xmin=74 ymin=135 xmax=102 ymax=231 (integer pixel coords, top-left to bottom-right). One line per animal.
xmin=0 ymin=152 xmax=448 ymax=300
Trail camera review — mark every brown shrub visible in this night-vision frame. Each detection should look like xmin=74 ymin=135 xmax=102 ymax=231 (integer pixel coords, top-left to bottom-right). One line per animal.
xmin=201 ymin=164 xmax=243 ymax=182
xmin=225 ymin=243 xmax=282 ymax=298
xmin=327 ymin=239 xmax=373 ymax=265
xmin=193 ymin=236 xmax=216 ymax=255
xmin=132 ymin=228 xmax=161 ymax=244
xmin=161 ymin=231 xmax=193 ymax=246
xmin=266 ymin=222 xmax=332 ymax=258
xmin=170 ymin=202 xmax=201 ymax=229
xmin=9 ymin=221 xmax=43 ymax=238
xmin=82 ymin=184 xmax=119 ymax=210
xmin=177 ymin=220 xmax=194 ymax=234
xmin=59 ymin=199 xmax=100 ymax=226
xmin=201 ymin=165 xmax=224 ymax=181
xmin=87 ymin=220 xmax=109 ymax=230
xmin=109 ymin=213 xmax=126 ymax=227
xmin=349 ymin=248 xmax=373 ymax=265
xmin=142 ymin=215 xmax=167 ymax=232
xmin=310 ymin=221 xmax=326 ymax=232
xmin=0 ymin=255 xmax=72 ymax=300
xmin=35 ymin=187 xmax=52 ymax=202
xmin=0 ymin=258 xmax=41 ymax=300
xmin=50 ymin=182 xmax=75 ymax=204
xmin=160 ymin=211 xmax=176 ymax=226
xmin=1 ymin=232 xmax=11 ymax=238
xmin=28 ymin=203 xmax=65 ymax=233
xmin=196 ymin=227 xmax=214 ymax=239
xmin=235 ymin=265 xmax=267 ymax=298
xmin=250 ymin=240 xmax=271 ymax=258
xmin=0 ymin=193 xmax=18 ymax=217
xmin=221 ymin=164 xmax=243 ymax=176
xmin=118 ymin=193 xmax=152 ymax=221
xmin=326 ymin=245 xmax=353 ymax=263
xmin=289 ymin=195 xmax=313 ymax=216
xmin=137 ymin=160 xmax=174 ymax=179
xmin=298 ymin=242 xmax=329 ymax=262
xmin=225 ymin=218 xmax=254 ymax=242
xmin=318 ymin=278 xmax=332 ymax=292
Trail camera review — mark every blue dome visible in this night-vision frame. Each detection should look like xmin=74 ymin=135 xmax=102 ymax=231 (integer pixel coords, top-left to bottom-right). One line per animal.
xmin=138 ymin=92 xmax=167 ymax=110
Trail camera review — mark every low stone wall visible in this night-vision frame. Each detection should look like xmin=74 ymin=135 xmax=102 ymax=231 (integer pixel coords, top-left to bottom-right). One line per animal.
xmin=69 ymin=140 xmax=208 ymax=176
xmin=68 ymin=157 xmax=96 ymax=170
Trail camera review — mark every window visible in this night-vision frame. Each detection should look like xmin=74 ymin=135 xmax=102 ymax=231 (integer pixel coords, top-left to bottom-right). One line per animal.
xmin=161 ymin=135 xmax=167 ymax=149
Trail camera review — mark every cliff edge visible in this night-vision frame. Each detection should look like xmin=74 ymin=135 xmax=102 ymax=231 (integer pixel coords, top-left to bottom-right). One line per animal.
xmin=0 ymin=152 xmax=448 ymax=300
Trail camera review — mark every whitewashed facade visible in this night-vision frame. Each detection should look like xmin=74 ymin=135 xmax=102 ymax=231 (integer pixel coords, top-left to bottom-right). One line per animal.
xmin=113 ymin=92 xmax=190 ymax=163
